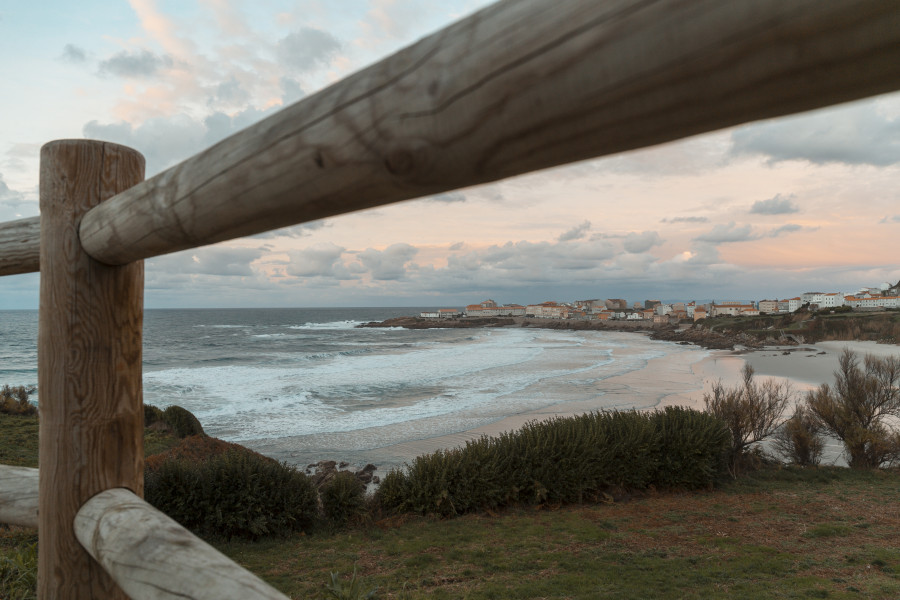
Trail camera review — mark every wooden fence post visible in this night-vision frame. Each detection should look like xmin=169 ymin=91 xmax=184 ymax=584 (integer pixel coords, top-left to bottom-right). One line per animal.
xmin=38 ymin=140 xmax=145 ymax=599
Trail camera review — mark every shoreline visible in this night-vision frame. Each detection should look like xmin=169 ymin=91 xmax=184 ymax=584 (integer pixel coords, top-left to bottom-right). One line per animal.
xmin=248 ymin=320 xmax=900 ymax=473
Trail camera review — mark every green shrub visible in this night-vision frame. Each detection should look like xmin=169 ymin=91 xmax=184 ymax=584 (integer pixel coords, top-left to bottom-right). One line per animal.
xmin=0 ymin=386 xmax=36 ymax=417
xmin=773 ymin=405 xmax=824 ymax=466
xmin=0 ymin=542 xmax=37 ymax=600
xmin=704 ymin=364 xmax=791 ymax=474
xmin=381 ymin=408 xmax=729 ymax=518
xmin=806 ymin=349 xmax=900 ymax=468
xmin=162 ymin=405 xmax=205 ymax=438
xmin=145 ymin=449 xmax=318 ymax=540
xmin=321 ymin=471 xmax=367 ymax=525
xmin=143 ymin=403 xmax=165 ymax=427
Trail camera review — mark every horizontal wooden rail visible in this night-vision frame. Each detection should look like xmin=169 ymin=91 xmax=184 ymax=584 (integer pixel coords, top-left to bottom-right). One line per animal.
xmin=74 ymin=488 xmax=289 ymax=600
xmin=0 ymin=217 xmax=40 ymax=276
xmin=0 ymin=465 xmax=39 ymax=528
xmin=73 ymin=0 xmax=900 ymax=266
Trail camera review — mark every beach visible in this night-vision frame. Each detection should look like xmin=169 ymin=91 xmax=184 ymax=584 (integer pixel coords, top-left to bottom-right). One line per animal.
xmin=275 ymin=337 xmax=900 ymax=471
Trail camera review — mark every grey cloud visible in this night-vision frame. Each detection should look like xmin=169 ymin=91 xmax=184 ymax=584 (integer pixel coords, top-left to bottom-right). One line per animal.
xmin=61 ymin=44 xmax=87 ymax=63
xmin=558 ymin=220 xmax=591 ymax=242
xmin=277 ymin=28 xmax=340 ymax=73
xmin=768 ymin=223 xmax=804 ymax=237
xmin=428 ymin=192 xmax=466 ymax=203
xmin=98 ymin=49 xmax=173 ymax=78
xmin=661 ymin=216 xmax=709 ymax=224
xmin=357 ymin=243 xmax=418 ymax=280
xmin=279 ymin=77 xmax=305 ymax=105
xmin=286 ymin=243 xmax=353 ymax=279
xmin=694 ymin=222 xmax=758 ymax=244
xmin=449 ymin=242 xmax=465 ymax=251
xmin=0 ymin=175 xmax=37 ymax=221
xmin=212 ymin=76 xmax=250 ymax=106
xmin=148 ymin=247 xmax=264 ymax=277
xmin=750 ymin=193 xmax=799 ymax=215
xmin=84 ymin=106 xmax=276 ymax=176
xmin=731 ymin=98 xmax=900 ymax=166
xmin=252 ymin=220 xmax=328 ymax=240
xmin=880 ymin=215 xmax=900 ymax=224
xmin=623 ymin=231 xmax=663 ymax=253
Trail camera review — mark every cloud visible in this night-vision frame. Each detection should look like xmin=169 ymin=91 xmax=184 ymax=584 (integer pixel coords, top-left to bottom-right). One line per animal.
xmin=731 ymin=99 xmax=900 ymax=166
xmin=98 ymin=49 xmax=174 ymax=78
xmin=252 ymin=220 xmax=328 ymax=240
xmin=427 ymin=192 xmax=466 ymax=203
xmin=750 ymin=193 xmax=799 ymax=215
xmin=356 ymin=243 xmax=418 ymax=280
xmin=277 ymin=27 xmax=341 ymax=73
xmin=148 ymin=246 xmax=264 ymax=277
xmin=83 ymin=106 xmax=275 ymax=176
xmin=768 ymin=223 xmax=803 ymax=237
xmin=694 ymin=222 xmax=758 ymax=244
xmin=661 ymin=216 xmax=709 ymax=224
xmin=285 ymin=243 xmax=355 ymax=280
xmin=880 ymin=215 xmax=900 ymax=224
xmin=623 ymin=231 xmax=663 ymax=253
xmin=61 ymin=44 xmax=87 ymax=63
xmin=0 ymin=175 xmax=36 ymax=221
xmin=558 ymin=220 xmax=591 ymax=242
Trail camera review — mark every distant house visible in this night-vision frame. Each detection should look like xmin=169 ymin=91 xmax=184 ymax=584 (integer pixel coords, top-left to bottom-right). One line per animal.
xmin=438 ymin=308 xmax=459 ymax=318
xmin=420 ymin=310 xmax=440 ymax=318
xmin=693 ymin=307 xmax=707 ymax=321
xmin=526 ymin=301 xmax=569 ymax=319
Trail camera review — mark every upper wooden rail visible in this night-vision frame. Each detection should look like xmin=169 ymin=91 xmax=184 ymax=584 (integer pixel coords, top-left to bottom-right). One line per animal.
xmin=73 ymin=0 xmax=900 ymax=265
xmin=0 ymin=0 xmax=898 ymax=273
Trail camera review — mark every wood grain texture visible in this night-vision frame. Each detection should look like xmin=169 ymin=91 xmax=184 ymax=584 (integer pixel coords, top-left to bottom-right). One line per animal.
xmin=75 ymin=488 xmax=290 ymax=600
xmin=0 ymin=217 xmax=40 ymax=276
xmin=0 ymin=465 xmax=38 ymax=528
xmin=38 ymin=140 xmax=145 ymax=600
xmin=79 ymin=0 xmax=900 ymax=265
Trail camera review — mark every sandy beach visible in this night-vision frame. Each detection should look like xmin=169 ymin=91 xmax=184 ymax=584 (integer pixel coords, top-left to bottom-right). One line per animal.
xmin=329 ymin=337 xmax=900 ymax=471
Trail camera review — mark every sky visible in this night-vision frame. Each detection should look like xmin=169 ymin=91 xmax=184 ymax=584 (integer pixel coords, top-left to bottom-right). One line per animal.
xmin=1 ymin=1 xmax=899 ymax=310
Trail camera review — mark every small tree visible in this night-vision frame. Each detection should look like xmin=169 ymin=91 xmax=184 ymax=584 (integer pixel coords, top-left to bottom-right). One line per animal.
xmin=704 ymin=364 xmax=791 ymax=474
xmin=773 ymin=405 xmax=824 ymax=466
xmin=805 ymin=349 xmax=900 ymax=469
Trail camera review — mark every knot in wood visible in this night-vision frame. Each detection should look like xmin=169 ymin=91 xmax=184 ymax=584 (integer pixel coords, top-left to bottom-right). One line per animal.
xmin=383 ymin=140 xmax=430 ymax=178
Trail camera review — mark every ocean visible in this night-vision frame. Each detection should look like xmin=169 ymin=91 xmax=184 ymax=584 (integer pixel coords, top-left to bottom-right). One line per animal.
xmin=0 ymin=308 xmax=709 ymax=469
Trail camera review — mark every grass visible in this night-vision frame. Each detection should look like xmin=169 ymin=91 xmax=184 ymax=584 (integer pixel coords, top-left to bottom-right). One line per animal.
xmin=0 ymin=413 xmax=185 ymax=469
xmin=210 ymin=466 xmax=899 ymax=599
xmin=2 ymin=412 xmax=898 ymax=599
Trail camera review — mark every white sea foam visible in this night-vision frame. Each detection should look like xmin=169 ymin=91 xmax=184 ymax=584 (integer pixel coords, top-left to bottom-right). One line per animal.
xmin=142 ymin=327 xmax=659 ymax=442
xmin=288 ymin=320 xmax=365 ymax=330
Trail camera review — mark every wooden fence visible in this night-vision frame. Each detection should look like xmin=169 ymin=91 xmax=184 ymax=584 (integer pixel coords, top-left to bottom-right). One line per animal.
xmin=1 ymin=0 xmax=899 ymax=597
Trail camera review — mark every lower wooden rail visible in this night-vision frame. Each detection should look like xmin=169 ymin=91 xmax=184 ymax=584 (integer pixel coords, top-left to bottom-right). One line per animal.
xmin=0 ymin=465 xmax=39 ymax=528
xmin=74 ymin=488 xmax=290 ymax=600
xmin=0 ymin=466 xmax=289 ymax=600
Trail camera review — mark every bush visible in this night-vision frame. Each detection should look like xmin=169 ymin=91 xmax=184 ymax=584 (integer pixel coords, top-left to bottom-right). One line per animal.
xmin=143 ymin=403 xmax=165 ymax=427
xmin=145 ymin=448 xmax=318 ymax=540
xmin=0 ymin=386 xmax=36 ymax=417
xmin=162 ymin=405 xmax=205 ymax=438
xmin=321 ymin=471 xmax=367 ymax=525
xmin=773 ymin=406 xmax=824 ymax=466
xmin=704 ymin=364 xmax=791 ymax=474
xmin=806 ymin=349 xmax=900 ymax=468
xmin=378 ymin=408 xmax=729 ymax=518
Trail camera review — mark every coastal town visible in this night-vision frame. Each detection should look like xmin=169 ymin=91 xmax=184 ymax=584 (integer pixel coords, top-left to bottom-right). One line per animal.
xmin=420 ymin=280 xmax=900 ymax=325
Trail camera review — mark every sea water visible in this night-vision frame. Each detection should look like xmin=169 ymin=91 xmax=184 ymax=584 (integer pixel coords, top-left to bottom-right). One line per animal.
xmin=0 ymin=308 xmax=707 ymax=467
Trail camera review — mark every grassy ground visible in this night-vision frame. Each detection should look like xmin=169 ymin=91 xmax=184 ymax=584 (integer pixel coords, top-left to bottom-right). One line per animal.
xmin=2 ymin=412 xmax=897 ymax=599
xmin=0 ymin=413 xmax=183 ymax=469
xmin=215 ymin=467 xmax=899 ymax=599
